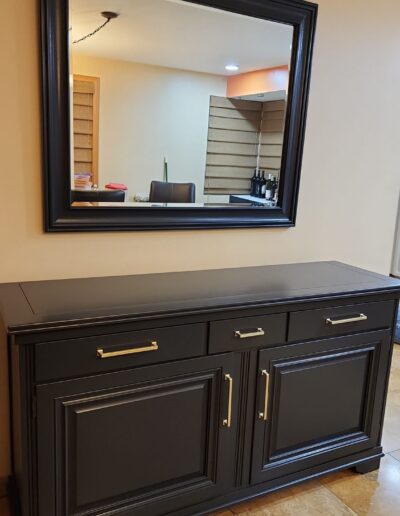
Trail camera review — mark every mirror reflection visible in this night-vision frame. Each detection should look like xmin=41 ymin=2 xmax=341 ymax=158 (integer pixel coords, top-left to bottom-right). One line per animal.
xmin=69 ymin=0 xmax=293 ymax=207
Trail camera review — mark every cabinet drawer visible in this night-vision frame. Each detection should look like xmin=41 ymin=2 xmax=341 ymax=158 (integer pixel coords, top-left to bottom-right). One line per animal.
xmin=209 ymin=313 xmax=287 ymax=353
xmin=35 ymin=323 xmax=207 ymax=381
xmin=288 ymin=300 xmax=396 ymax=342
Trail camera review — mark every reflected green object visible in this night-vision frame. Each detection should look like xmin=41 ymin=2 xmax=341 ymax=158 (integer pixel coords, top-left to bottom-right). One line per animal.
xmin=164 ymin=157 xmax=168 ymax=182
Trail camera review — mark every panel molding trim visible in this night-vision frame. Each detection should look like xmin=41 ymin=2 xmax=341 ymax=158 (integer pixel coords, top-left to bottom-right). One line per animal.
xmin=58 ymin=372 xmax=220 ymax=514
xmin=265 ymin=344 xmax=379 ymax=467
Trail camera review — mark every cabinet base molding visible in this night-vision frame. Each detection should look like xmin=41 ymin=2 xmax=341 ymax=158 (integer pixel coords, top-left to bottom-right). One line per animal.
xmin=353 ymin=457 xmax=382 ymax=474
xmin=173 ymin=448 xmax=385 ymax=516
xmin=7 ymin=448 xmax=385 ymax=516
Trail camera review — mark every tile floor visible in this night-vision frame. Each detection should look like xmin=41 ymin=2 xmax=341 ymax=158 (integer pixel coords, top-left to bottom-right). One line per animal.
xmin=1 ymin=347 xmax=399 ymax=516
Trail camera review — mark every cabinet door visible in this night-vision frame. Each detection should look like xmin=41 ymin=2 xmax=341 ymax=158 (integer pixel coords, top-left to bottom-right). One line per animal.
xmin=37 ymin=354 xmax=238 ymax=516
xmin=251 ymin=330 xmax=391 ymax=484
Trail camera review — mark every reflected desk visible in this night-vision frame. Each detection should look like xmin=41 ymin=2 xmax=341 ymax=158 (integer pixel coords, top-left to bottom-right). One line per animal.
xmin=229 ymin=194 xmax=277 ymax=207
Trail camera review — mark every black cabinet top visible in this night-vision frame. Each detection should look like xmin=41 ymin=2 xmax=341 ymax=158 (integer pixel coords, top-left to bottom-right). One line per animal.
xmin=0 ymin=262 xmax=399 ymax=334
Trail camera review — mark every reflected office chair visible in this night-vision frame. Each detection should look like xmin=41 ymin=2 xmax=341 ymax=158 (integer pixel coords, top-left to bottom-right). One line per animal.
xmin=71 ymin=190 xmax=126 ymax=203
xmin=149 ymin=181 xmax=196 ymax=203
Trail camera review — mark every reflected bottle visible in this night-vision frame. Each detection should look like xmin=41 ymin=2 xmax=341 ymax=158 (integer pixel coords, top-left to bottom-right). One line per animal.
xmin=260 ymin=171 xmax=267 ymax=198
xmin=265 ymin=174 xmax=273 ymax=200
xmin=250 ymin=169 xmax=257 ymax=196
xmin=271 ymin=176 xmax=277 ymax=200
xmin=273 ymin=177 xmax=279 ymax=203
xmin=254 ymin=171 xmax=261 ymax=197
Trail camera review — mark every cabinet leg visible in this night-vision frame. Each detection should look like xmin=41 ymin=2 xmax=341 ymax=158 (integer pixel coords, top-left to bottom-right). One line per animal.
xmin=354 ymin=458 xmax=381 ymax=474
xmin=7 ymin=476 xmax=21 ymax=516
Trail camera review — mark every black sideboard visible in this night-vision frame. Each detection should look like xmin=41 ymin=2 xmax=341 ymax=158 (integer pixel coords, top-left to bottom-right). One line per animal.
xmin=1 ymin=261 xmax=399 ymax=516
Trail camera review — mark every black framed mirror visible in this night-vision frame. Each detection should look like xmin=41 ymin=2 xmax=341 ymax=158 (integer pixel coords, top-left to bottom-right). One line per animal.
xmin=41 ymin=0 xmax=317 ymax=231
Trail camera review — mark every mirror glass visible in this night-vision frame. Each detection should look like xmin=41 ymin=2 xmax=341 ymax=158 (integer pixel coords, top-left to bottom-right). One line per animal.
xmin=69 ymin=0 xmax=293 ymax=208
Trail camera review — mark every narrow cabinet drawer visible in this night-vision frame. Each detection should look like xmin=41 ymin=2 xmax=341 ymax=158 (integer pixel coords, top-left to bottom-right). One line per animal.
xmin=288 ymin=300 xmax=396 ymax=342
xmin=209 ymin=313 xmax=287 ymax=353
xmin=35 ymin=323 xmax=207 ymax=382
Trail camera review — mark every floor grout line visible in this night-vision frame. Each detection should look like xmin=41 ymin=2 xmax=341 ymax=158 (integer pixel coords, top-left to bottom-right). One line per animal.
xmin=388 ymin=452 xmax=400 ymax=462
xmin=318 ymin=482 xmax=359 ymax=516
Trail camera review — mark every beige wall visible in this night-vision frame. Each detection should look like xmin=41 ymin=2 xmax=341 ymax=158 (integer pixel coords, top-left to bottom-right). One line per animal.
xmin=1 ymin=0 xmax=400 ymax=478
xmin=72 ymin=54 xmax=227 ymax=201
xmin=226 ymin=65 xmax=289 ymax=97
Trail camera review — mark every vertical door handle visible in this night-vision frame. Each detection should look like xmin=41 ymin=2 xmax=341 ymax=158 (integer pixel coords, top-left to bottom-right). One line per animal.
xmin=223 ymin=374 xmax=233 ymax=427
xmin=258 ymin=369 xmax=270 ymax=421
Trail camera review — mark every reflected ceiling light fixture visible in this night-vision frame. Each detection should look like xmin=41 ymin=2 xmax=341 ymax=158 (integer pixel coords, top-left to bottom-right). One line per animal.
xmin=225 ymin=64 xmax=239 ymax=71
xmin=73 ymin=11 xmax=119 ymax=44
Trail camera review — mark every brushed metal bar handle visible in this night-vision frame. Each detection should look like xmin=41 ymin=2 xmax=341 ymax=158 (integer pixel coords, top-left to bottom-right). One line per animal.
xmin=223 ymin=374 xmax=233 ymax=428
xmin=235 ymin=328 xmax=265 ymax=339
xmin=325 ymin=314 xmax=367 ymax=326
xmin=97 ymin=341 xmax=158 ymax=359
xmin=258 ymin=370 xmax=270 ymax=421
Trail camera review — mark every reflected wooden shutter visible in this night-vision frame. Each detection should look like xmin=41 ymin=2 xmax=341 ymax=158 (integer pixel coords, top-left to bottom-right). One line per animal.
xmin=258 ymin=100 xmax=286 ymax=175
xmin=204 ymin=96 xmax=261 ymax=195
xmin=204 ymin=97 xmax=286 ymax=196
xmin=73 ymin=75 xmax=99 ymax=186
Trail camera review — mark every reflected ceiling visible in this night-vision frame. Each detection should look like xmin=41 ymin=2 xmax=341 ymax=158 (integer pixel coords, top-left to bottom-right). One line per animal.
xmin=70 ymin=0 xmax=293 ymax=75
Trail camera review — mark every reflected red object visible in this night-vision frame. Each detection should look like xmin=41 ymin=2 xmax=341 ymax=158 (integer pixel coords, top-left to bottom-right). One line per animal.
xmin=105 ymin=183 xmax=128 ymax=190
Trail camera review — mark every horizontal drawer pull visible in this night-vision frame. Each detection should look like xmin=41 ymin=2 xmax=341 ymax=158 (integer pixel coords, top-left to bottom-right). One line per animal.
xmin=325 ymin=314 xmax=368 ymax=326
xmin=97 ymin=341 xmax=159 ymax=359
xmin=235 ymin=328 xmax=265 ymax=339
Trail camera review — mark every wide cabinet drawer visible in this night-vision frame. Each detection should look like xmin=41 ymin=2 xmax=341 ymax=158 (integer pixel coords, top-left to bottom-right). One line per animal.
xmin=288 ymin=300 xmax=396 ymax=342
xmin=251 ymin=330 xmax=392 ymax=484
xmin=35 ymin=323 xmax=207 ymax=381
xmin=36 ymin=354 xmax=239 ymax=516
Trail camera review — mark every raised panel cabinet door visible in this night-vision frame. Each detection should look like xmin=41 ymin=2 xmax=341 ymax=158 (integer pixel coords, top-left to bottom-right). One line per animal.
xmin=251 ymin=330 xmax=392 ymax=484
xmin=36 ymin=354 xmax=239 ymax=516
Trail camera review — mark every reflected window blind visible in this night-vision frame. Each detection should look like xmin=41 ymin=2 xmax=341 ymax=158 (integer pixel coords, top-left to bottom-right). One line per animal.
xmin=204 ymin=96 xmax=286 ymax=195
xmin=72 ymin=75 xmax=100 ymax=186
xmin=258 ymin=100 xmax=286 ymax=176
xmin=204 ymin=96 xmax=261 ymax=195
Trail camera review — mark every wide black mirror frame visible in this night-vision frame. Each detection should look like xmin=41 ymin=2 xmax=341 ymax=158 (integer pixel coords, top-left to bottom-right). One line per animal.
xmin=41 ymin=0 xmax=318 ymax=232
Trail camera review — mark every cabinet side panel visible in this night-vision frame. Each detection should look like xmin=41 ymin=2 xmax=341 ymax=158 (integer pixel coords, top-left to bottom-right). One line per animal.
xmin=11 ymin=344 xmax=36 ymax=516
xmin=0 ymin=322 xmax=10 ymax=480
